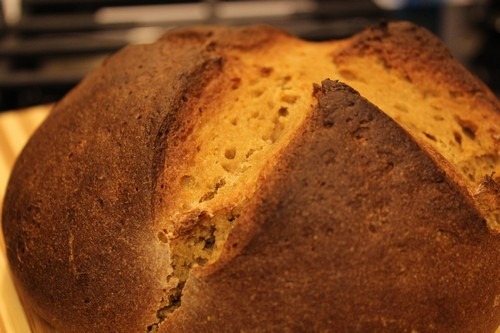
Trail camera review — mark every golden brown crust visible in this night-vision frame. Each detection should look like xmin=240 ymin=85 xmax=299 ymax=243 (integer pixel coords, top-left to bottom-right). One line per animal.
xmin=163 ymin=80 xmax=500 ymax=332
xmin=1 ymin=23 xmax=499 ymax=333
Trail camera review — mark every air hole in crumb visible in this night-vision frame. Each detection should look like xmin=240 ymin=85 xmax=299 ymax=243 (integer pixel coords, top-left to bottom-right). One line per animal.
xmin=224 ymin=147 xmax=236 ymax=160
xmin=199 ymin=178 xmax=226 ymax=202
xmin=462 ymin=127 xmax=476 ymax=139
xmin=203 ymin=233 xmax=215 ymax=250
xmin=246 ymin=149 xmax=256 ymax=158
xmin=157 ymin=232 xmax=169 ymax=243
xmin=433 ymin=115 xmax=445 ymax=121
xmin=423 ymin=132 xmax=437 ymax=142
xmin=231 ymin=77 xmax=241 ymax=90
xmin=196 ymin=258 xmax=208 ymax=265
xmin=180 ymin=175 xmax=195 ymax=188
xmin=260 ymin=67 xmax=273 ymax=77
xmin=455 ymin=117 xmax=477 ymax=139
xmin=199 ymin=191 xmax=215 ymax=203
xmin=453 ymin=131 xmax=462 ymax=145
xmin=230 ymin=118 xmax=238 ymax=126
xmin=278 ymin=107 xmax=289 ymax=117
xmin=215 ymin=178 xmax=226 ymax=190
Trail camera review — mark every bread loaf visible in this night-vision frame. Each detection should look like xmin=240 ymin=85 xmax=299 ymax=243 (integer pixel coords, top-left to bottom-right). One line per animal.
xmin=2 ymin=21 xmax=499 ymax=333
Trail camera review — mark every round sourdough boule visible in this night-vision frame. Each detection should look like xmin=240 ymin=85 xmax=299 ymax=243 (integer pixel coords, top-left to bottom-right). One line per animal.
xmin=2 ymin=22 xmax=500 ymax=333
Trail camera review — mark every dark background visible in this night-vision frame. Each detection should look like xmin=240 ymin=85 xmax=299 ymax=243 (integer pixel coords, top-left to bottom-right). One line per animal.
xmin=0 ymin=0 xmax=498 ymax=111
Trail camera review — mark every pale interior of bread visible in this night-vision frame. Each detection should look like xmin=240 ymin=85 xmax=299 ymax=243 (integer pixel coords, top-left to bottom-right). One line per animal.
xmin=148 ymin=38 xmax=499 ymax=331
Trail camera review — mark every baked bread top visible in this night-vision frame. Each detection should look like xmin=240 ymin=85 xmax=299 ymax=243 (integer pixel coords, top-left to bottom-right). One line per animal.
xmin=2 ymin=22 xmax=499 ymax=332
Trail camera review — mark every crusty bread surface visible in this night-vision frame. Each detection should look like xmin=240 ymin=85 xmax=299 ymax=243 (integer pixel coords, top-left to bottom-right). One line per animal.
xmin=2 ymin=22 xmax=499 ymax=333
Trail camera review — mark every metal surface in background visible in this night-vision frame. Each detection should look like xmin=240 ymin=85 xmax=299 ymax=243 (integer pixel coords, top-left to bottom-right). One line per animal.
xmin=0 ymin=0 xmax=498 ymax=111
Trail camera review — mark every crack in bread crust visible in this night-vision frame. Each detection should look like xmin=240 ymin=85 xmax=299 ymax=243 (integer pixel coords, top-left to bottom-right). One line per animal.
xmin=154 ymin=26 xmax=499 ymax=329
xmin=161 ymin=80 xmax=500 ymax=333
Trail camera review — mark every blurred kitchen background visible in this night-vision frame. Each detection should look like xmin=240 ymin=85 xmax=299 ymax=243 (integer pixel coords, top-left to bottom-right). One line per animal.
xmin=0 ymin=0 xmax=498 ymax=111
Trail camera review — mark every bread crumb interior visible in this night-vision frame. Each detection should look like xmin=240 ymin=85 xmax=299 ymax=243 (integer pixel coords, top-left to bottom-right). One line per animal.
xmin=148 ymin=37 xmax=499 ymax=331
